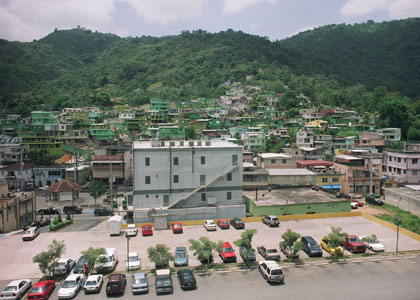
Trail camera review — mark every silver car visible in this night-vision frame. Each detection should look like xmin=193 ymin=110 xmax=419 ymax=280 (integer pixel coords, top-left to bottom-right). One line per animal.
xmin=53 ymin=258 xmax=75 ymax=276
xmin=131 ymin=273 xmax=149 ymax=294
xmin=0 ymin=279 xmax=32 ymax=300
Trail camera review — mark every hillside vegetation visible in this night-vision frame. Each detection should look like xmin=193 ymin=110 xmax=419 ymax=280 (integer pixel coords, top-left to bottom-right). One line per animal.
xmin=0 ymin=19 xmax=419 ymax=118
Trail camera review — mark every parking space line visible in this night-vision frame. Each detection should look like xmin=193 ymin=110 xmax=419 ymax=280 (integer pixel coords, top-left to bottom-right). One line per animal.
xmin=215 ymin=270 xmax=231 ymax=274
xmin=368 ymin=258 xmax=382 ymax=262
xmin=386 ymin=257 xmax=399 ymax=260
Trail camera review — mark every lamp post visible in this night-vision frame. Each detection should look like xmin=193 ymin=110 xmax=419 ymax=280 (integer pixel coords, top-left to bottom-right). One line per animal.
xmin=126 ymin=236 xmax=130 ymax=273
xmin=395 ymin=215 xmax=402 ymax=254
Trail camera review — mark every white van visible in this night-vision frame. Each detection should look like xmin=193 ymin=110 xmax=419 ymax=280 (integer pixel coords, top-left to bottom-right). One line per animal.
xmin=96 ymin=248 xmax=118 ymax=272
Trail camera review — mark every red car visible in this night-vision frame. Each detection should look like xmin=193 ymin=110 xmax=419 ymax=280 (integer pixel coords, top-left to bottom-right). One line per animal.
xmin=171 ymin=222 xmax=183 ymax=234
xmin=219 ymin=242 xmax=237 ymax=263
xmin=27 ymin=280 xmax=55 ymax=300
xmin=351 ymin=198 xmax=364 ymax=207
xmin=142 ymin=224 xmax=153 ymax=236
xmin=217 ymin=219 xmax=230 ymax=229
xmin=106 ymin=274 xmax=126 ymax=296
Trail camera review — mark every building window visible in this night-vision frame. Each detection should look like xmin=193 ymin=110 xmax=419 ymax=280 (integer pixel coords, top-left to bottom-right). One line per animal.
xmin=388 ymin=157 xmax=392 ymax=161
xmin=413 ymin=159 xmax=418 ymax=164
xmin=145 ymin=157 xmax=150 ymax=166
xmin=282 ymin=159 xmax=287 ymax=164
xmin=174 ymin=175 xmax=179 ymax=183
xmin=145 ymin=176 xmax=151 ymax=184
xmin=232 ymin=154 xmax=238 ymax=165
xmin=227 ymin=173 xmax=232 ymax=181
xmin=163 ymin=195 xmax=169 ymax=206
xmin=201 ymin=193 xmax=206 ymax=201
xmin=173 ymin=157 xmax=179 ymax=165
xmin=397 ymin=157 xmax=401 ymax=163
xmin=413 ymin=170 xmax=418 ymax=176
xmin=201 ymin=156 xmax=205 ymax=165
xmin=271 ymin=159 xmax=276 ymax=164
xmin=332 ymin=178 xmax=339 ymax=183
xmin=227 ymin=192 xmax=232 ymax=200
xmin=322 ymin=178 xmax=328 ymax=183
xmin=200 ymin=175 xmax=206 ymax=185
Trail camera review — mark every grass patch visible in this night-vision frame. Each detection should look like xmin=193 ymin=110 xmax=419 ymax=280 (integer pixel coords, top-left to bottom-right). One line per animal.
xmin=374 ymin=203 xmax=420 ymax=235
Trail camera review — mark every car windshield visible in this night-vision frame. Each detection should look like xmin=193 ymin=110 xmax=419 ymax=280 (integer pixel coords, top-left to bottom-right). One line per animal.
xmin=62 ymin=280 xmax=76 ymax=288
xmin=173 ymin=224 xmax=181 ymax=228
xmin=85 ymin=281 xmax=97 ymax=286
xmin=128 ymin=226 xmax=136 ymax=230
xmin=176 ymin=252 xmax=186 ymax=258
xmin=56 ymin=262 xmax=66 ymax=267
xmin=349 ymin=237 xmax=360 ymax=242
xmin=31 ymin=287 xmax=44 ymax=293
xmin=236 ymin=219 xmax=244 ymax=224
xmin=222 ymin=247 xmax=234 ymax=252
xmin=129 ymin=256 xmax=138 ymax=262
xmin=4 ymin=286 xmax=17 ymax=291
xmin=143 ymin=226 xmax=151 ymax=230
xmin=157 ymin=277 xmax=171 ymax=286
xmin=134 ymin=278 xmax=146 ymax=284
xmin=105 ymin=256 xmax=113 ymax=262
xmin=267 ymin=249 xmax=277 ymax=253
xmin=370 ymin=239 xmax=379 ymax=243
xmin=207 ymin=221 xmax=215 ymax=224
xmin=271 ymin=269 xmax=283 ymax=275
xmin=272 ymin=218 xmax=278 ymax=221
xmin=108 ymin=282 xmax=120 ymax=287
xmin=220 ymin=220 xmax=228 ymax=224
xmin=309 ymin=241 xmax=318 ymax=247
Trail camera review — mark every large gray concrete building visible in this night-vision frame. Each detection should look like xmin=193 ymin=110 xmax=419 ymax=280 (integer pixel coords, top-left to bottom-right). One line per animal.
xmin=130 ymin=140 xmax=245 ymax=224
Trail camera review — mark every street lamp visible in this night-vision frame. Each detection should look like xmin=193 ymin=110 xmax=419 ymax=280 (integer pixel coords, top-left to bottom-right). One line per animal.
xmin=395 ymin=215 xmax=403 ymax=254
xmin=126 ymin=236 xmax=130 ymax=273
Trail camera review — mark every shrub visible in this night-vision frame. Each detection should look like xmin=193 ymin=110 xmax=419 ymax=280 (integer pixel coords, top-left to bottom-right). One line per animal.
xmin=57 ymin=214 xmax=62 ymax=223
xmin=66 ymin=213 xmax=72 ymax=221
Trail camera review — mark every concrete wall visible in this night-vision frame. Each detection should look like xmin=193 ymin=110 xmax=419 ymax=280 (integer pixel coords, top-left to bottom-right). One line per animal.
xmin=384 ymin=190 xmax=420 ymax=218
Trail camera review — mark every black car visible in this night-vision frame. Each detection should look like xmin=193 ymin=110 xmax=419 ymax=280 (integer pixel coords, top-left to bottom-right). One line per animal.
xmin=22 ymin=221 xmax=41 ymax=231
xmin=63 ymin=205 xmax=83 ymax=214
xmin=74 ymin=255 xmax=89 ymax=274
xmin=365 ymin=196 xmax=384 ymax=206
xmin=155 ymin=270 xmax=173 ymax=295
xmin=301 ymin=236 xmax=323 ymax=257
xmin=230 ymin=218 xmax=245 ymax=229
xmin=239 ymin=246 xmax=256 ymax=262
xmin=94 ymin=207 xmax=112 ymax=216
xmin=37 ymin=207 xmax=60 ymax=215
xmin=177 ymin=269 xmax=197 ymax=290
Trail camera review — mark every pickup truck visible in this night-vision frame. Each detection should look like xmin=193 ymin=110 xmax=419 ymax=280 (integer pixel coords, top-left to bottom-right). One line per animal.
xmin=341 ymin=235 xmax=367 ymax=254
xmin=257 ymin=246 xmax=281 ymax=260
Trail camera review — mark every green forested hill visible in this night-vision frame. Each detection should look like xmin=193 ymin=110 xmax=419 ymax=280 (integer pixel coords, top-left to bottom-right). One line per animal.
xmin=277 ymin=18 xmax=420 ymax=98
xmin=0 ymin=19 xmax=420 ymax=117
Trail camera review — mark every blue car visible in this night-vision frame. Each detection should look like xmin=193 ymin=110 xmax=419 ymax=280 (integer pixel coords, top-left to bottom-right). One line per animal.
xmin=131 ymin=273 xmax=148 ymax=294
xmin=239 ymin=246 xmax=256 ymax=262
xmin=174 ymin=247 xmax=188 ymax=267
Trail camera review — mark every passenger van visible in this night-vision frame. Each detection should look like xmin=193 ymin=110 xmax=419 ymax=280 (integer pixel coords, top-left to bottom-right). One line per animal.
xmin=96 ymin=248 xmax=118 ymax=272
xmin=22 ymin=226 xmax=40 ymax=241
xmin=258 ymin=260 xmax=284 ymax=283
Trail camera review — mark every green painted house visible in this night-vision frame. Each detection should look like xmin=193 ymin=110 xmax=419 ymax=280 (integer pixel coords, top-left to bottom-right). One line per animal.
xmin=158 ymin=126 xmax=186 ymax=140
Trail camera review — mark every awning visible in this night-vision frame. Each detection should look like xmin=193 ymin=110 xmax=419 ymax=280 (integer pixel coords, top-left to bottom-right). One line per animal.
xmin=322 ymin=185 xmax=342 ymax=189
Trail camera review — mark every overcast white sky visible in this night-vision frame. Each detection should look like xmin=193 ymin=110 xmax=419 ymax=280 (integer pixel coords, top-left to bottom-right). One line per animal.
xmin=1 ymin=0 xmax=420 ymax=42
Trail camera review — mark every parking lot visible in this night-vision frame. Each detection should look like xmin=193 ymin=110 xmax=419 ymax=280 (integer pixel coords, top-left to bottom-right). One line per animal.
xmin=1 ymin=215 xmax=420 ymax=281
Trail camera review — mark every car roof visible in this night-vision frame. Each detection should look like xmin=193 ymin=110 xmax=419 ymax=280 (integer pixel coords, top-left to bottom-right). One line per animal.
xmin=156 ymin=269 xmax=170 ymax=276
xmin=86 ymin=275 xmax=102 ymax=280
xmin=127 ymin=224 xmax=136 ymax=228
xmin=175 ymin=246 xmax=186 ymax=251
xmin=34 ymin=280 xmax=54 ymax=287
xmin=65 ymin=274 xmax=81 ymax=281
xmin=143 ymin=224 xmax=152 ymax=227
xmin=133 ymin=273 xmax=146 ymax=279
xmin=109 ymin=274 xmax=122 ymax=280
xmin=178 ymin=269 xmax=193 ymax=275
xmin=7 ymin=279 xmax=29 ymax=286
xmin=128 ymin=252 xmax=138 ymax=256
xmin=261 ymin=260 xmax=281 ymax=268
xmin=57 ymin=258 xmax=71 ymax=263
xmin=223 ymin=242 xmax=232 ymax=247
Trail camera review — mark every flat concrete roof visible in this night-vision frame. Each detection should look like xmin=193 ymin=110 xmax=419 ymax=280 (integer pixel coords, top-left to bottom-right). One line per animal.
xmin=267 ymin=168 xmax=315 ymax=176
xmin=244 ymin=188 xmax=345 ymax=206
xmin=133 ymin=140 xmax=241 ymax=149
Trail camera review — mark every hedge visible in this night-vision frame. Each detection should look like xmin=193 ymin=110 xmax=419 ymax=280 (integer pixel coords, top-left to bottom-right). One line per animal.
xmin=50 ymin=220 xmax=73 ymax=231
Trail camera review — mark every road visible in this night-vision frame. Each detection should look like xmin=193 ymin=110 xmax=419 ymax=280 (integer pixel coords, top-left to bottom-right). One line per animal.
xmin=2 ymin=255 xmax=419 ymax=300
xmin=58 ymin=213 xmax=107 ymax=232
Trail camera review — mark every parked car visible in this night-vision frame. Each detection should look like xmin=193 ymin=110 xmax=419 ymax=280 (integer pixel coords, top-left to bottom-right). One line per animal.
xmin=39 ymin=217 xmax=50 ymax=227
xmin=141 ymin=224 xmax=153 ymax=236
xmin=37 ymin=207 xmax=60 ymax=215
xmin=257 ymin=246 xmax=281 ymax=260
xmin=365 ymin=194 xmax=384 ymax=206
xmin=96 ymin=248 xmax=118 ymax=273
xmin=126 ymin=252 xmax=141 ymax=270
xmin=22 ymin=221 xmax=40 ymax=231
xmin=203 ymin=220 xmax=217 ymax=231
xmin=350 ymin=201 xmax=359 ymax=209
xmin=351 ymin=198 xmax=364 ymax=207
xmin=131 ymin=273 xmax=149 ymax=294
xmin=258 ymin=260 xmax=284 ymax=283
xmin=22 ymin=227 xmax=40 ymax=241
xmin=57 ymin=274 xmax=84 ymax=299
xmin=239 ymin=246 xmax=256 ymax=262
xmin=171 ymin=222 xmax=183 ymax=234
xmin=280 ymin=243 xmax=299 ymax=259
xmin=83 ymin=274 xmax=103 ymax=294
xmin=217 ymin=219 xmax=230 ymax=229
xmin=230 ymin=218 xmax=245 ymax=229
xmin=341 ymin=235 xmax=367 ymax=254
xmin=177 ymin=269 xmax=197 ymax=290
xmin=155 ymin=269 xmax=173 ymax=295
xmin=53 ymin=258 xmax=75 ymax=276
xmin=27 ymin=280 xmax=55 ymax=300
xmin=359 ymin=236 xmax=385 ymax=252
xmin=0 ymin=279 xmax=32 ymax=300
xmin=73 ymin=255 xmax=89 ymax=274
xmin=93 ymin=207 xmax=111 ymax=216
xmin=262 ymin=215 xmax=280 ymax=227
xmin=320 ymin=238 xmax=344 ymax=256
xmin=106 ymin=274 xmax=126 ymax=296
xmin=301 ymin=236 xmax=323 ymax=257
xmin=219 ymin=242 xmax=237 ymax=263
xmin=125 ymin=224 xmax=138 ymax=237
xmin=174 ymin=246 xmax=188 ymax=267
xmin=63 ymin=205 xmax=83 ymax=214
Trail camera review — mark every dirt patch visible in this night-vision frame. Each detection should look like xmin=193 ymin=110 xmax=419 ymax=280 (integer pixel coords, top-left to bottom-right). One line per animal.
xmin=358 ymin=204 xmax=394 ymax=217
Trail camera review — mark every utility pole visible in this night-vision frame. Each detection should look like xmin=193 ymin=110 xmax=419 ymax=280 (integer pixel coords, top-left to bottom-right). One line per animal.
xmin=369 ymin=152 xmax=373 ymax=195
xmin=110 ymin=162 xmax=114 ymax=216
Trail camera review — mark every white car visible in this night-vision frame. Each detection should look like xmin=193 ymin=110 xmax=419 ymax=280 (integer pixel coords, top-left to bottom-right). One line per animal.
xmin=126 ymin=252 xmax=141 ymax=270
xmin=350 ymin=202 xmax=358 ymax=209
xmin=0 ymin=279 xmax=32 ymax=300
xmin=360 ymin=236 xmax=385 ymax=252
xmin=126 ymin=224 xmax=138 ymax=237
xmin=53 ymin=258 xmax=75 ymax=276
xmin=83 ymin=274 xmax=103 ymax=294
xmin=57 ymin=274 xmax=84 ymax=299
xmin=204 ymin=220 xmax=217 ymax=231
